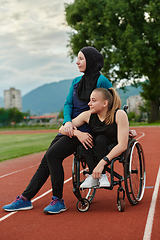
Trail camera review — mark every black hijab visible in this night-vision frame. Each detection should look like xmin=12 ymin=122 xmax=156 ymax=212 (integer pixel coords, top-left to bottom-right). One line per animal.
xmin=76 ymin=46 xmax=104 ymax=102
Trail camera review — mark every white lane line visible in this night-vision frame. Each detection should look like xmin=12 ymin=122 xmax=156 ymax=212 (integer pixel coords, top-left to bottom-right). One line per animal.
xmin=143 ymin=166 xmax=160 ymax=240
xmin=31 ymin=176 xmax=72 ymax=203
xmin=136 ymin=132 xmax=145 ymax=140
xmin=0 ymin=176 xmax=73 ymax=222
xmin=0 ymin=165 xmax=38 ymax=179
xmin=0 ymin=212 xmax=16 ymax=222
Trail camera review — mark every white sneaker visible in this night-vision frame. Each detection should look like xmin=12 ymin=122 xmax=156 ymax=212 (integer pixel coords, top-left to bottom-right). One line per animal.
xmin=80 ymin=175 xmax=99 ymax=188
xmin=99 ymin=174 xmax=110 ymax=187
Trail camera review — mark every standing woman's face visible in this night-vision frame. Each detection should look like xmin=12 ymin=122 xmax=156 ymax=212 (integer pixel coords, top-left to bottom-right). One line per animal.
xmin=76 ymin=51 xmax=86 ymax=72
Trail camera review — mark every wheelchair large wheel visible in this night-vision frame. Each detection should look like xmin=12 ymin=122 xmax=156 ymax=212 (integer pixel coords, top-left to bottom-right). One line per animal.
xmin=72 ymin=156 xmax=96 ymax=204
xmin=124 ymin=139 xmax=146 ymax=205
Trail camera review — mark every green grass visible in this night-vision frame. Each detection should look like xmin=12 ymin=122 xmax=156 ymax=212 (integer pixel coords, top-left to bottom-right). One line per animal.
xmin=129 ymin=121 xmax=160 ymax=127
xmin=0 ymin=132 xmax=57 ymax=162
xmin=0 ymin=125 xmax=61 ymax=131
xmin=0 ymin=120 xmax=160 ymax=162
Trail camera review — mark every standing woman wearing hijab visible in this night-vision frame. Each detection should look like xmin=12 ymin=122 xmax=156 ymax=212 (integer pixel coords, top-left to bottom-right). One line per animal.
xmin=63 ymin=46 xmax=112 ymax=183
xmin=3 ymin=47 xmax=112 ymax=215
xmin=63 ymin=46 xmax=112 ymax=137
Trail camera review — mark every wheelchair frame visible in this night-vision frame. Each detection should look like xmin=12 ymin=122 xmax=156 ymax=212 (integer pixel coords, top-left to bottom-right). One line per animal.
xmin=72 ymin=120 xmax=146 ymax=212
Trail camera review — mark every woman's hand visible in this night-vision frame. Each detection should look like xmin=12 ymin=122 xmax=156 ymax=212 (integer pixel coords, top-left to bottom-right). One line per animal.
xmin=64 ymin=122 xmax=76 ymax=138
xmin=74 ymin=130 xmax=93 ymax=150
xmin=129 ymin=129 xmax=137 ymax=138
xmin=92 ymin=160 xmax=106 ymax=179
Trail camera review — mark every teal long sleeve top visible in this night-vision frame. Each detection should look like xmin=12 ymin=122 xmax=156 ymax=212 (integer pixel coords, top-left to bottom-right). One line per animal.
xmin=63 ymin=74 xmax=112 ymax=130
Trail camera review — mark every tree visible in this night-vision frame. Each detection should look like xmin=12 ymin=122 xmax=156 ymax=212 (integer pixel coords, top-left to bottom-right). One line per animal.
xmin=8 ymin=108 xmax=23 ymax=124
xmin=65 ymin=0 xmax=160 ymax=122
xmin=139 ymin=98 xmax=151 ymax=120
xmin=0 ymin=108 xmax=24 ymax=126
xmin=0 ymin=108 xmax=9 ymax=125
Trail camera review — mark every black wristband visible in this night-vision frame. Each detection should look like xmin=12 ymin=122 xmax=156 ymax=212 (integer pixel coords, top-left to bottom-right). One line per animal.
xmin=103 ymin=156 xmax=110 ymax=163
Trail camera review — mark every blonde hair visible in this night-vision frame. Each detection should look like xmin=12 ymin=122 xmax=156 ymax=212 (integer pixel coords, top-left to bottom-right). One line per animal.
xmin=93 ymin=88 xmax=121 ymax=125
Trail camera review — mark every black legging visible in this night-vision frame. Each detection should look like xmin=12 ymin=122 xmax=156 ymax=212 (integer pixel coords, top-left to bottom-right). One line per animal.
xmin=22 ymin=134 xmax=80 ymax=200
xmin=79 ymin=135 xmax=116 ymax=173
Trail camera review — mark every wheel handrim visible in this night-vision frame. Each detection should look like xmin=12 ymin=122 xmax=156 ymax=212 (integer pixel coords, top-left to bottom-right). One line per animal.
xmin=129 ymin=141 xmax=146 ymax=202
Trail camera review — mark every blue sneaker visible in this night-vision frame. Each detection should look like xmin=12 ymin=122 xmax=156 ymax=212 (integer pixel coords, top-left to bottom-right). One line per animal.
xmin=43 ymin=196 xmax=67 ymax=214
xmin=3 ymin=196 xmax=33 ymax=212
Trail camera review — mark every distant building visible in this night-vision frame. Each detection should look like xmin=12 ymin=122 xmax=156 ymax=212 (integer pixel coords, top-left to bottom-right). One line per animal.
xmin=4 ymin=88 xmax=22 ymax=112
xmin=23 ymin=114 xmax=59 ymax=126
xmin=127 ymin=95 xmax=144 ymax=115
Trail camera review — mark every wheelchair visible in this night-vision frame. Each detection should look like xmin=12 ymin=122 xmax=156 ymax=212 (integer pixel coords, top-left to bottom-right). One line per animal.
xmin=72 ymin=106 xmax=146 ymax=212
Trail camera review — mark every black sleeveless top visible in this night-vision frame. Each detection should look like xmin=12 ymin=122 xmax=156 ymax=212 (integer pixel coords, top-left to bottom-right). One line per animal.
xmin=89 ymin=111 xmax=118 ymax=145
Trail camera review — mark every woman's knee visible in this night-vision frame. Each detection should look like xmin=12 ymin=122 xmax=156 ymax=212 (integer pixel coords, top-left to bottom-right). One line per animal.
xmin=45 ymin=148 xmax=55 ymax=164
xmin=45 ymin=145 xmax=64 ymax=167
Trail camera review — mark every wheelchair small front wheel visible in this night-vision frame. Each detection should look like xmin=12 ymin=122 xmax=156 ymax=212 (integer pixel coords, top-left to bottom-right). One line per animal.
xmin=76 ymin=198 xmax=90 ymax=212
xmin=117 ymin=197 xmax=125 ymax=212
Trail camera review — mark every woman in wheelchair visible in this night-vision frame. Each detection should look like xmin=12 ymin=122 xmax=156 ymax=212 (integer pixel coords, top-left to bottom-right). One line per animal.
xmin=59 ymin=87 xmax=129 ymax=189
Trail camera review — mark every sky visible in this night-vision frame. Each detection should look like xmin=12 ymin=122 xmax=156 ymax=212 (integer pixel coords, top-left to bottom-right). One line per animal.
xmin=0 ymin=0 xmax=80 ymax=98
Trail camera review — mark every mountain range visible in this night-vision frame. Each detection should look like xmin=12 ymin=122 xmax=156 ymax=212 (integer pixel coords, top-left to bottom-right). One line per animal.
xmin=0 ymin=79 xmax=142 ymax=115
xmin=22 ymin=79 xmax=73 ymax=115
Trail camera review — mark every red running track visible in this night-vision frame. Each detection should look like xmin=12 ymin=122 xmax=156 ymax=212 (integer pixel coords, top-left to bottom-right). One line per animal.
xmin=0 ymin=127 xmax=160 ymax=240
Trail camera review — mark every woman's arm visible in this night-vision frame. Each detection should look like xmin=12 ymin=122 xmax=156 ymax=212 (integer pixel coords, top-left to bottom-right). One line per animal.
xmin=63 ymin=77 xmax=82 ymax=137
xmin=62 ymin=80 xmax=75 ymax=137
xmin=59 ymin=111 xmax=93 ymax=149
xmin=59 ymin=110 xmax=91 ymax=133
xmin=92 ymin=110 xmax=129 ymax=179
xmin=63 ymin=76 xmax=82 ymax=124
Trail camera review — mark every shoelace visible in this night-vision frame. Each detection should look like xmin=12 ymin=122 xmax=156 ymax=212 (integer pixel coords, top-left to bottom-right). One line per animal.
xmin=50 ymin=198 xmax=60 ymax=206
xmin=13 ymin=196 xmax=21 ymax=203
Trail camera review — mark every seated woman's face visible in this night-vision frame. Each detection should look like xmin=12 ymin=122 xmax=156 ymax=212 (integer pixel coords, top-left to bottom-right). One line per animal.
xmin=76 ymin=51 xmax=86 ymax=72
xmin=88 ymin=91 xmax=107 ymax=114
